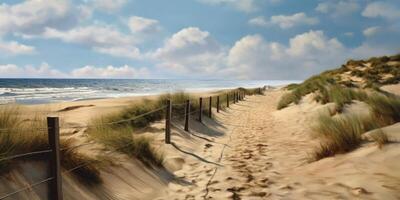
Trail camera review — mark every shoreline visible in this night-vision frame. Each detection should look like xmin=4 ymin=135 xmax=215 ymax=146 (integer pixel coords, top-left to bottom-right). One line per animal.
xmin=0 ymin=79 xmax=300 ymax=105
xmin=18 ymin=87 xmax=263 ymax=126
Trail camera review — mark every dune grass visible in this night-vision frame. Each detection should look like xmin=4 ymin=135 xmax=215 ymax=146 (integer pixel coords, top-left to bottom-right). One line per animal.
xmin=366 ymin=94 xmax=400 ymax=126
xmin=0 ymin=106 xmax=101 ymax=184
xmin=311 ymin=113 xmax=379 ymax=160
xmin=87 ymin=121 xmax=163 ymax=167
xmin=312 ymin=92 xmax=400 ymax=160
xmin=87 ymin=88 xmax=260 ymax=166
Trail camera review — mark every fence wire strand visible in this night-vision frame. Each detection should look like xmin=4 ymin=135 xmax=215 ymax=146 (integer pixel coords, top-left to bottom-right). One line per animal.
xmin=61 ymin=106 xmax=166 ymax=129
xmin=0 ymin=149 xmax=52 ymax=162
xmin=0 ymin=177 xmax=54 ymax=200
xmin=63 ymin=125 xmax=149 ymax=175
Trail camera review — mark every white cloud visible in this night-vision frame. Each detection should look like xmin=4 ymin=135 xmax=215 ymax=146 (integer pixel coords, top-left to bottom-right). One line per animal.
xmin=128 ymin=16 xmax=161 ymax=34
xmin=316 ymin=1 xmax=360 ymax=17
xmin=151 ymin=27 xmax=225 ymax=76
xmin=94 ymin=46 xmax=142 ymax=59
xmin=363 ymin=26 xmax=380 ymax=37
xmin=0 ymin=63 xmax=149 ymax=79
xmin=248 ymin=16 xmax=268 ymax=27
xmin=0 ymin=0 xmax=82 ymax=36
xmin=71 ymin=65 xmax=149 ymax=78
xmin=270 ymin=13 xmax=319 ymax=29
xmin=344 ymin=32 xmax=354 ymax=37
xmin=362 ymin=1 xmax=400 ymax=20
xmin=0 ymin=63 xmax=65 ymax=78
xmin=87 ymin=0 xmax=127 ymax=12
xmin=42 ymin=25 xmax=142 ymax=59
xmin=197 ymin=0 xmax=261 ymax=13
xmin=226 ymin=31 xmax=348 ymax=79
xmin=43 ymin=25 xmax=136 ymax=47
xmin=0 ymin=40 xmax=36 ymax=55
xmin=286 ymin=30 xmax=345 ymax=57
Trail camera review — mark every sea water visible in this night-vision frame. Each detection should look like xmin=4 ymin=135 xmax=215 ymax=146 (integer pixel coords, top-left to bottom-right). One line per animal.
xmin=0 ymin=79 xmax=300 ymax=104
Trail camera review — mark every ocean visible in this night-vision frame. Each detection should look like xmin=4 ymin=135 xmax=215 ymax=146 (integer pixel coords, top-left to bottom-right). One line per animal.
xmin=0 ymin=79 xmax=300 ymax=105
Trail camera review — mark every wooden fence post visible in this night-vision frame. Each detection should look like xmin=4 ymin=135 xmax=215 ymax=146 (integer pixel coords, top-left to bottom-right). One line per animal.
xmin=184 ymin=100 xmax=190 ymax=132
xmin=47 ymin=117 xmax=63 ymax=200
xmin=199 ymin=97 xmax=203 ymax=123
xmin=217 ymin=96 xmax=220 ymax=113
xmin=208 ymin=96 xmax=212 ymax=118
xmin=165 ymin=100 xmax=171 ymax=144
xmin=233 ymin=92 xmax=236 ymax=104
xmin=236 ymin=91 xmax=238 ymax=102
xmin=226 ymin=93 xmax=229 ymax=108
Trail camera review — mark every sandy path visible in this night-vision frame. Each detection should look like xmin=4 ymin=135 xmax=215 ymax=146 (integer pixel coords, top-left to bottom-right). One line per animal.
xmin=158 ymin=89 xmax=400 ymax=200
xmin=158 ymin=90 xmax=315 ymax=199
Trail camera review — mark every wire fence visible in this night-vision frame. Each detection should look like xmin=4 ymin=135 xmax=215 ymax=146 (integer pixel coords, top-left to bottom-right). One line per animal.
xmin=0 ymin=87 xmax=265 ymax=199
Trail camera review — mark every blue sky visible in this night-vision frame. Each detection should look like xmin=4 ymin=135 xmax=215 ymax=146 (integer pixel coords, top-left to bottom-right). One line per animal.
xmin=0 ymin=0 xmax=399 ymax=79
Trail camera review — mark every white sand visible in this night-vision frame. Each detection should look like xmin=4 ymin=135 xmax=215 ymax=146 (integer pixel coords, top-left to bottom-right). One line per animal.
xmin=1 ymin=88 xmax=399 ymax=199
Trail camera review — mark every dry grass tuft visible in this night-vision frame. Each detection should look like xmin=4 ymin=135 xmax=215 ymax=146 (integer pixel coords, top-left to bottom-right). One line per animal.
xmin=87 ymin=119 xmax=163 ymax=167
xmin=370 ymin=129 xmax=389 ymax=149
xmin=0 ymin=106 xmax=102 ymax=184
xmin=311 ymin=113 xmax=380 ymax=161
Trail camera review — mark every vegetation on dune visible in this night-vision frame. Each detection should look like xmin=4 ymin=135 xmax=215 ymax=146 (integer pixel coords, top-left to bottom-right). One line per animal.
xmin=311 ymin=113 xmax=378 ymax=160
xmin=278 ymin=54 xmax=400 ymax=110
xmin=0 ymin=106 xmax=101 ymax=184
xmin=88 ymin=88 xmax=262 ymax=166
xmin=88 ymin=122 xmax=163 ymax=167
xmin=278 ymin=54 xmax=400 ymax=160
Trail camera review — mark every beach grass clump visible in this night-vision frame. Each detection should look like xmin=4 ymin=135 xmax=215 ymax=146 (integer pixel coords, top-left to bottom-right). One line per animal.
xmin=326 ymin=86 xmax=368 ymax=113
xmin=366 ymin=94 xmax=400 ymax=125
xmin=312 ymin=113 xmax=379 ymax=160
xmin=87 ymin=121 xmax=163 ymax=167
xmin=0 ymin=106 xmax=101 ymax=183
xmin=278 ymin=75 xmax=336 ymax=109
xmin=370 ymin=129 xmax=389 ymax=148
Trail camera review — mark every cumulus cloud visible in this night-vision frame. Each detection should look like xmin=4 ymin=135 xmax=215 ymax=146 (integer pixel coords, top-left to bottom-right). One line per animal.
xmin=363 ymin=26 xmax=380 ymax=37
xmin=0 ymin=63 xmax=149 ymax=79
xmin=248 ymin=16 xmax=268 ymax=27
xmin=269 ymin=13 xmax=319 ymax=29
xmin=0 ymin=0 xmax=83 ymax=36
xmin=197 ymin=0 xmax=262 ymax=13
xmin=226 ymin=31 xmax=348 ymax=79
xmin=85 ymin=0 xmax=127 ymax=13
xmin=151 ymin=27 xmax=225 ymax=76
xmin=0 ymin=40 xmax=36 ymax=55
xmin=344 ymin=32 xmax=354 ymax=37
xmin=0 ymin=63 xmax=65 ymax=78
xmin=316 ymin=0 xmax=360 ymax=17
xmin=362 ymin=1 xmax=400 ymax=20
xmin=128 ymin=16 xmax=161 ymax=34
xmin=42 ymin=25 xmax=142 ymax=59
xmin=71 ymin=65 xmax=149 ymax=78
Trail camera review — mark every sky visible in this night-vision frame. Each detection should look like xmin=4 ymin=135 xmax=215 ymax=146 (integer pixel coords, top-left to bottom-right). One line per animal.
xmin=0 ymin=0 xmax=399 ymax=80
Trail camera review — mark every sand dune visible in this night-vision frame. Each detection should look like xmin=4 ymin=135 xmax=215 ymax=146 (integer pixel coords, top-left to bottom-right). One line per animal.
xmin=1 ymin=87 xmax=399 ymax=199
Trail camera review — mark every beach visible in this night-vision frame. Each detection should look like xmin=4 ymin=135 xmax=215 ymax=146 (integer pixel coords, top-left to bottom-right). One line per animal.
xmin=1 ymin=84 xmax=399 ymax=199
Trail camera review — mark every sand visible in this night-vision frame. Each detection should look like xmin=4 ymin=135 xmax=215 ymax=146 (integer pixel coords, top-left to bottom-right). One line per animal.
xmin=1 ymin=88 xmax=399 ymax=199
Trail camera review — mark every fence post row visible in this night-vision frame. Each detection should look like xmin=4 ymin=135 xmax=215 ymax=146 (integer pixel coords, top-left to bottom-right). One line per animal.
xmin=199 ymin=97 xmax=203 ymax=123
xmin=165 ymin=100 xmax=171 ymax=144
xmin=209 ymin=96 xmax=212 ymax=118
xmin=226 ymin=93 xmax=229 ymax=107
xmin=184 ymin=100 xmax=190 ymax=131
xmin=47 ymin=117 xmax=63 ymax=200
xmin=217 ymin=96 xmax=220 ymax=113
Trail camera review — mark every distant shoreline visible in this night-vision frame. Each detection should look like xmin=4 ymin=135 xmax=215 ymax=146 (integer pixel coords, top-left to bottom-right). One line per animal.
xmin=0 ymin=79 xmax=300 ymax=105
